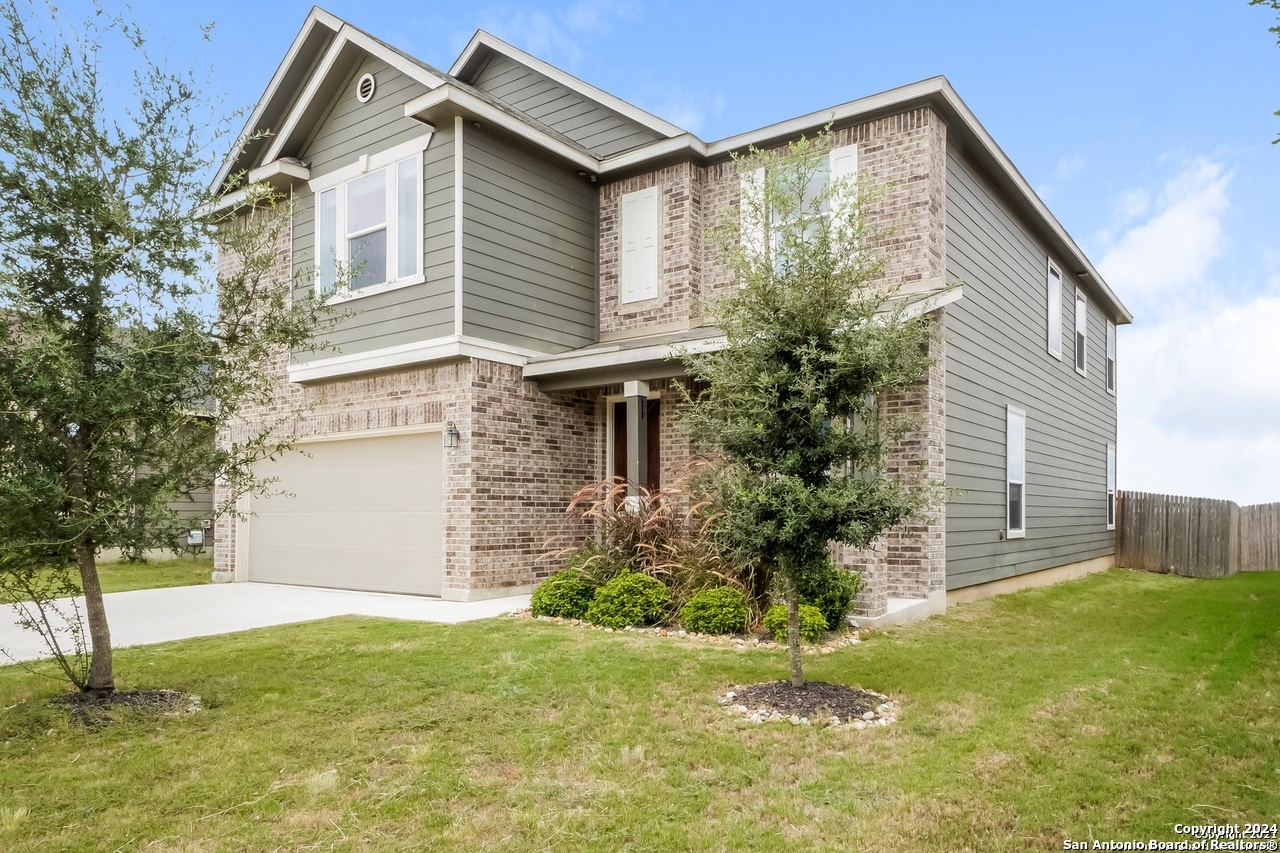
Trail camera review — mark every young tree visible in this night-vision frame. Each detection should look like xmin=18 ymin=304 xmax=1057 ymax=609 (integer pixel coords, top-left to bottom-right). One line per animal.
xmin=680 ymin=133 xmax=938 ymax=687
xmin=0 ymin=1 xmax=333 ymax=696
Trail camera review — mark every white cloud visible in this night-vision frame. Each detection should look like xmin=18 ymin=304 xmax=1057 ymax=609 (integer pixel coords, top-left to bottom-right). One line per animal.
xmin=1056 ymin=153 xmax=1084 ymax=180
xmin=474 ymin=0 xmax=636 ymax=66
xmin=1098 ymin=159 xmax=1231 ymax=309
xmin=636 ymin=88 xmax=723 ymax=134
xmin=1104 ymin=159 xmax=1280 ymax=505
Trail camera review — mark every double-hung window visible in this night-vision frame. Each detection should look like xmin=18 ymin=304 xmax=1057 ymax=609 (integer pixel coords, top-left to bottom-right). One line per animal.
xmin=1074 ymin=288 xmax=1088 ymax=375
xmin=1047 ymin=263 xmax=1062 ymax=358
xmin=1106 ymin=443 xmax=1116 ymax=530
xmin=314 ymin=142 xmax=423 ymax=298
xmin=1106 ymin=319 xmax=1116 ymax=394
xmin=1007 ymin=405 xmax=1027 ymax=538
xmin=739 ymin=143 xmax=858 ymax=272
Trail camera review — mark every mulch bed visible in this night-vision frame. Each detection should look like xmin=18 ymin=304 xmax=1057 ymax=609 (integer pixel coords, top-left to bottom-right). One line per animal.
xmin=50 ymin=689 xmax=201 ymax=727
xmin=722 ymin=680 xmax=897 ymax=728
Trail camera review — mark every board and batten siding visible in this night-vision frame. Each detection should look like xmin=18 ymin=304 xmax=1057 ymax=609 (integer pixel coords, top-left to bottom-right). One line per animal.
xmin=469 ymin=53 xmax=661 ymax=157
xmin=291 ymin=58 xmax=455 ymax=360
xmin=461 ymin=125 xmax=597 ymax=353
xmin=944 ymin=147 xmax=1117 ymax=589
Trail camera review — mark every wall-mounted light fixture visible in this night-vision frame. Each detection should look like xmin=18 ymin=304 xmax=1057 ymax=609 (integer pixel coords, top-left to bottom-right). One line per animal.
xmin=445 ymin=420 xmax=461 ymax=448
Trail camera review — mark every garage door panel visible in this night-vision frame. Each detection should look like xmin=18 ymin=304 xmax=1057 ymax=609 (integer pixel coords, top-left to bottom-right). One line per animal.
xmin=246 ymin=432 xmax=443 ymax=596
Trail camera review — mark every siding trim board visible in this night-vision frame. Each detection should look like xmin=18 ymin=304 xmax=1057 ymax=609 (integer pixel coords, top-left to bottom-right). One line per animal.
xmin=288 ymin=334 xmax=541 ymax=383
xmin=454 ymin=116 xmax=465 ymax=336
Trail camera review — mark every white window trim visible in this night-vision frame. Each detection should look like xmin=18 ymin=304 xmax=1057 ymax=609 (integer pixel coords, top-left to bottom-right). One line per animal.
xmin=1046 ymin=261 xmax=1062 ymax=359
xmin=1074 ymin=287 xmax=1088 ymax=377
xmin=619 ymin=185 xmax=660 ymax=305
xmin=1106 ymin=318 xmax=1116 ymax=395
xmin=1106 ymin=442 xmax=1117 ymax=531
xmin=1007 ymin=404 xmax=1027 ymax=539
xmin=309 ymin=134 xmax=429 ymax=303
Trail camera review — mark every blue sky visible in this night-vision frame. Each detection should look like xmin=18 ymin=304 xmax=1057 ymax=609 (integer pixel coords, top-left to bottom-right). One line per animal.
xmin=53 ymin=0 xmax=1280 ymax=503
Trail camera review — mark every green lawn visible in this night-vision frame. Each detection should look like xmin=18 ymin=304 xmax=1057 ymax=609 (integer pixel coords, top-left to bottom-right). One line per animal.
xmin=1 ymin=557 xmax=211 ymax=604
xmin=0 ymin=568 xmax=1276 ymax=851
xmin=90 ymin=556 xmax=213 ymax=594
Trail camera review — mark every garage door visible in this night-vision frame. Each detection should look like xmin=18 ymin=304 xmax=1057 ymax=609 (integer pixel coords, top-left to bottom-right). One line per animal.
xmin=245 ymin=431 xmax=444 ymax=596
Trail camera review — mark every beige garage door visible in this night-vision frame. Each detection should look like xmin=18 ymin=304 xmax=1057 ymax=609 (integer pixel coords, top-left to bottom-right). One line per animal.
xmin=245 ymin=431 xmax=444 ymax=596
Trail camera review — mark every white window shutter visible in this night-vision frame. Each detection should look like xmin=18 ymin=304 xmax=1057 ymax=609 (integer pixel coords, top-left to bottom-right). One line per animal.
xmin=739 ymin=167 xmax=766 ymax=260
xmin=620 ymin=187 xmax=658 ymax=303
xmin=829 ymin=144 xmax=858 ymax=230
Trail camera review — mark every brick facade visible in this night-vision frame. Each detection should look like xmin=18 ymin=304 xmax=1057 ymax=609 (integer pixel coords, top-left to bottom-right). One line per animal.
xmin=219 ymin=104 xmax=949 ymax=614
xmin=592 ymin=108 xmax=951 ymax=618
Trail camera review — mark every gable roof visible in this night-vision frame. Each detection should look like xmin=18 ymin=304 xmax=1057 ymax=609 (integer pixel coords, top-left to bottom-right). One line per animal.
xmin=450 ymin=30 xmax=686 ymax=140
xmin=211 ymin=10 xmax=1131 ymax=325
xmin=211 ymin=7 xmax=449 ymax=195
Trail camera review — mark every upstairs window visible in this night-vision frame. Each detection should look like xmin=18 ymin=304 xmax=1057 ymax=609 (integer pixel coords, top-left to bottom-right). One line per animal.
xmin=620 ymin=186 xmax=659 ymax=303
xmin=1047 ymin=263 xmax=1062 ymax=358
xmin=1106 ymin=319 xmax=1116 ymax=394
xmin=739 ymin=143 xmax=858 ymax=272
xmin=1007 ymin=405 xmax=1027 ymax=538
xmin=1106 ymin=443 xmax=1116 ymax=530
xmin=1075 ymin=288 xmax=1088 ymax=375
xmin=315 ymin=148 xmax=422 ymax=297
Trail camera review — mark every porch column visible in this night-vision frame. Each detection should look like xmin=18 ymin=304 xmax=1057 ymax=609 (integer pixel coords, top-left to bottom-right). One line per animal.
xmin=624 ymin=380 xmax=649 ymax=498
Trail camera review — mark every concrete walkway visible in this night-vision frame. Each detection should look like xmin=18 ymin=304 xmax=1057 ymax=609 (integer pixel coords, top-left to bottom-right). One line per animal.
xmin=0 ymin=583 xmax=531 ymax=665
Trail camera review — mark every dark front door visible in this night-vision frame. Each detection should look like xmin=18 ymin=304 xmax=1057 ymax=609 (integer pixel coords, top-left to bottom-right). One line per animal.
xmin=612 ymin=399 xmax=661 ymax=491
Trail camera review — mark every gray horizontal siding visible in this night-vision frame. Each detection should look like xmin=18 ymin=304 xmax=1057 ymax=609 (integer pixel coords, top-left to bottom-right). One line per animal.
xmin=470 ymin=53 xmax=660 ymax=157
xmin=944 ymin=147 xmax=1117 ymax=589
xmin=303 ymin=57 xmax=431 ymax=176
xmin=461 ymin=125 xmax=597 ymax=353
xmin=291 ymin=74 xmax=456 ymax=362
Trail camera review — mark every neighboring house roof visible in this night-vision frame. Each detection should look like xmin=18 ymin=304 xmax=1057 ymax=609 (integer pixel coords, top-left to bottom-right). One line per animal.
xmin=212 ymin=8 xmax=1132 ymax=326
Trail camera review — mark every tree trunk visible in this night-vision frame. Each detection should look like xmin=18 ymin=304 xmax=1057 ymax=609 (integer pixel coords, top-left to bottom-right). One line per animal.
xmin=786 ymin=576 xmax=804 ymax=687
xmin=75 ymin=541 xmax=114 ymax=696
xmin=66 ymin=429 xmax=114 ymax=696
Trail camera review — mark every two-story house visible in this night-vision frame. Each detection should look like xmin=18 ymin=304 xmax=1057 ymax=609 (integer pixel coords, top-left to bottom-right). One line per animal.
xmin=210 ymin=8 xmax=1132 ymax=624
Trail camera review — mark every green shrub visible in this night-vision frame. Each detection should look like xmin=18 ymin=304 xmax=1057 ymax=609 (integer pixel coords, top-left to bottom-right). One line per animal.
xmin=762 ymin=603 xmax=828 ymax=643
xmin=797 ymin=565 xmax=864 ymax=630
xmin=585 ymin=571 xmax=672 ymax=629
xmin=530 ymin=569 xmax=595 ymax=619
xmin=678 ymin=586 xmax=749 ymax=635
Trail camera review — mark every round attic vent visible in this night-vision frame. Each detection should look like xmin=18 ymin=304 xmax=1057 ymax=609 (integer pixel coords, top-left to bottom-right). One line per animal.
xmin=356 ymin=73 xmax=376 ymax=103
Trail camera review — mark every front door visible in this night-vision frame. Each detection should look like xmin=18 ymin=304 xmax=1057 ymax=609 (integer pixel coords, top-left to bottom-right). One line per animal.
xmin=611 ymin=399 xmax=661 ymax=491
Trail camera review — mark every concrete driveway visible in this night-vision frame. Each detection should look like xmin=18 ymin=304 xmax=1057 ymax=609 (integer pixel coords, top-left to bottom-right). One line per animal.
xmin=0 ymin=583 xmax=531 ymax=665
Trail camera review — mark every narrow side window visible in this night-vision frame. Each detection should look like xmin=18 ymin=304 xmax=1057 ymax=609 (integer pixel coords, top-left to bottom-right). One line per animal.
xmin=1075 ymin=288 xmax=1088 ymax=375
xmin=1047 ymin=264 xmax=1062 ymax=358
xmin=1106 ymin=319 xmax=1116 ymax=394
xmin=1106 ymin=443 xmax=1116 ymax=531
xmin=318 ymin=187 xmax=337 ymax=294
xmin=1007 ymin=406 xmax=1027 ymax=538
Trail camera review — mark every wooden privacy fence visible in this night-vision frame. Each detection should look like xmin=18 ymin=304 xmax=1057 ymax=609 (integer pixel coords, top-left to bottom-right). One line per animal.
xmin=1116 ymin=491 xmax=1280 ymax=578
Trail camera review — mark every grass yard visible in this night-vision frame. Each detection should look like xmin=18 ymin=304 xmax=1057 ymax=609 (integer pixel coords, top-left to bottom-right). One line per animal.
xmin=7 ymin=557 xmax=214 ymax=600
xmin=90 ymin=556 xmax=213 ymax=594
xmin=0 ymin=568 xmax=1276 ymax=851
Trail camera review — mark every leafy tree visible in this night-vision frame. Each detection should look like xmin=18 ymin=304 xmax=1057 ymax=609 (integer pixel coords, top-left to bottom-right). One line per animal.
xmin=680 ymin=132 xmax=938 ymax=687
xmin=1254 ymin=0 xmax=1280 ymax=142
xmin=0 ymin=1 xmax=334 ymax=696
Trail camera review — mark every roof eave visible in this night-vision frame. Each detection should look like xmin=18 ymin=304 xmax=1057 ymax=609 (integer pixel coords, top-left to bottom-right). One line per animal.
xmin=403 ymin=86 xmax=600 ymax=173
xmin=209 ymin=7 xmax=342 ymax=195
xmin=449 ymin=30 xmax=687 ymax=139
